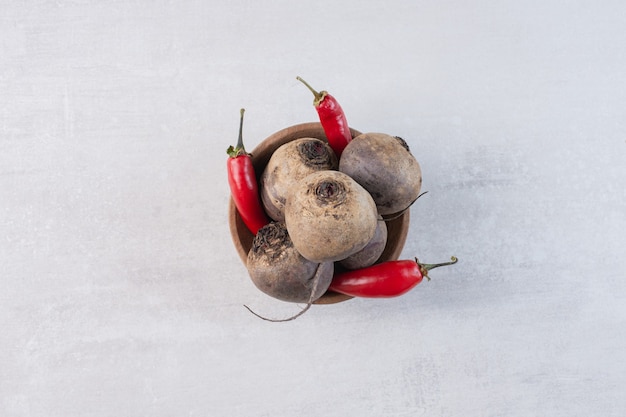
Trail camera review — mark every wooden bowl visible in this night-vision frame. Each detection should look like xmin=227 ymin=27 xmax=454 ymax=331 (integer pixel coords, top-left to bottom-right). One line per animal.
xmin=228 ymin=122 xmax=410 ymax=304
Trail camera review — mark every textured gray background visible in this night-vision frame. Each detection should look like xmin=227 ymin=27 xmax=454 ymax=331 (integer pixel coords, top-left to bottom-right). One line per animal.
xmin=2 ymin=1 xmax=625 ymax=416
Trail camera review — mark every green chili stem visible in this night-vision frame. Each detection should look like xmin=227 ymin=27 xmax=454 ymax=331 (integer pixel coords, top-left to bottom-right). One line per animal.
xmin=296 ymin=76 xmax=327 ymax=106
xmin=418 ymin=256 xmax=458 ymax=272
xmin=237 ymin=108 xmax=245 ymax=150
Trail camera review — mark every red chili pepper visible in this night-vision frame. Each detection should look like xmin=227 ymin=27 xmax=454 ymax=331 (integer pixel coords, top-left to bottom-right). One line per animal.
xmin=226 ymin=108 xmax=270 ymax=235
xmin=296 ymin=76 xmax=352 ymax=157
xmin=329 ymin=256 xmax=458 ymax=298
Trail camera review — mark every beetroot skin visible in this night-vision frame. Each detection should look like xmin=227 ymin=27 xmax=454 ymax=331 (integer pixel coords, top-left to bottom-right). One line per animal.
xmin=339 ymin=133 xmax=422 ymax=215
xmin=246 ymin=222 xmax=334 ymax=303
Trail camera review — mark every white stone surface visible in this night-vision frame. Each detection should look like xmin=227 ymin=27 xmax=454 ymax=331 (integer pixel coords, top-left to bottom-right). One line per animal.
xmin=2 ymin=1 xmax=625 ymax=416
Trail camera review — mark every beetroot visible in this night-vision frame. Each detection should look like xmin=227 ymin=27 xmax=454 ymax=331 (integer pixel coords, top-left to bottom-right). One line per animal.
xmin=284 ymin=170 xmax=378 ymax=263
xmin=246 ymin=222 xmax=334 ymax=303
xmin=339 ymin=216 xmax=387 ymax=270
xmin=339 ymin=133 xmax=422 ymax=215
xmin=260 ymin=138 xmax=338 ymax=221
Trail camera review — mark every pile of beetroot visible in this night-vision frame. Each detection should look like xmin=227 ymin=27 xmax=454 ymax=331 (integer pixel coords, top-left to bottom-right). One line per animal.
xmin=227 ymin=77 xmax=456 ymax=321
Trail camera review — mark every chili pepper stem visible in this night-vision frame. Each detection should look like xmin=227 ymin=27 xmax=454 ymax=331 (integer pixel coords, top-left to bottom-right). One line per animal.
xmin=237 ymin=108 xmax=245 ymax=149
xmin=226 ymin=108 xmax=247 ymax=157
xmin=296 ymin=76 xmax=327 ymax=106
xmin=416 ymin=256 xmax=458 ymax=281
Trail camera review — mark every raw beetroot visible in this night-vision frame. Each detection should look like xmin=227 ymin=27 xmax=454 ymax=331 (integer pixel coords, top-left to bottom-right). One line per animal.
xmin=260 ymin=138 xmax=337 ymax=221
xmin=339 ymin=216 xmax=387 ymax=270
xmin=339 ymin=133 xmax=422 ymax=215
xmin=284 ymin=170 xmax=378 ymax=263
xmin=246 ymin=222 xmax=334 ymax=303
